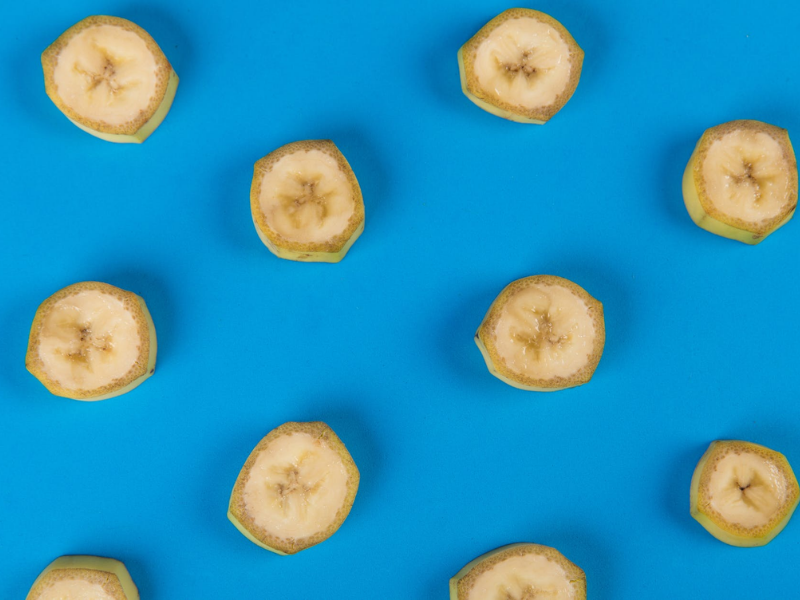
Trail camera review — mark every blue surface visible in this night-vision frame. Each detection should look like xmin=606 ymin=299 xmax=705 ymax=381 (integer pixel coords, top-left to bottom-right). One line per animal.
xmin=2 ymin=0 xmax=800 ymax=597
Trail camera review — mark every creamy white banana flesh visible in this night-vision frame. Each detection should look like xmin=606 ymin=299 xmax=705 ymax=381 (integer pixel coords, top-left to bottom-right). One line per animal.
xmin=451 ymin=544 xmax=586 ymax=600
xmin=26 ymin=557 xmax=138 ymax=600
xmin=459 ymin=9 xmax=583 ymax=123
xmin=229 ymin=422 xmax=360 ymax=554
xmin=26 ymin=282 xmax=155 ymax=400
xmin=251 ymin=140 xmax=365 ymax=262
xmin=476 ymin=276 xmax=604 ymax=391
xmin=691 ymin=440 xmax=800 ymax=546
xmin=42 ymin=15 xmax=177 ymax=142
xmin=32 ymin=578 xmax=117 ymax=600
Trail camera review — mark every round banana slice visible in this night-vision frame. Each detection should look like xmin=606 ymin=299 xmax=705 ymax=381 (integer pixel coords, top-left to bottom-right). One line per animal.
xmin=458 ymin=9 xmax=584 ymax=123
xmin=250 ymin=140 xmax=365 ymax=263
xmin=450 ymin=543 xmax=586 ymax=600
xmin=26 ymin=555 xmax=139 ymax=600
xmin=228 ymin=421 xmax=360 ymax=555
xmin=41 ymin=15 xmax=179 ymax=143
xmin=476 ymin=275 xmax=604 ymax=391
xmin=690 ymin=440 xmax=800 ymax=547
xmin=683 ymin=120 xmax=798 ymax=244
xmin=25 ymin=281 xmax=157 ymax=401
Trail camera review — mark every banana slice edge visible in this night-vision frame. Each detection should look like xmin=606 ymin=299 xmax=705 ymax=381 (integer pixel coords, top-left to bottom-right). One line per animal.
xmin=26 ymin=555 xmax=138 ymax=600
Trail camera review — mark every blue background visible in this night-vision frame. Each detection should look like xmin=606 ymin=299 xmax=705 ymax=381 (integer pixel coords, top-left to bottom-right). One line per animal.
xmin=2 ymin=0 xmax=799 ymax=597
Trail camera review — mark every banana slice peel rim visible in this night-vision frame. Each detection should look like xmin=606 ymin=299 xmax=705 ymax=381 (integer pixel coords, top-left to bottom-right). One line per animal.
xmin=26 ymin=555 xmax=139 ymax=600
xmin=476 ymin=275 xmax=605 ymax=391
xmin=690 ymin=440 xmax=800 ymax=547
xmin=449 ymin=543 xmax=587 ymax=600
xmin=250 ymin=139 xmax=365 ymax=263
xmin=682 ymin=120 xmax=798 ymax=244
xmin=458 ymin=8 xmax=584 ymax=124
xmin=228 ymin=421 xmax=360 ymax=555
xmin=25 ymin=281 xmax=157 ymax=401
xmin=41 ymin=15 xmax=178 ymax=143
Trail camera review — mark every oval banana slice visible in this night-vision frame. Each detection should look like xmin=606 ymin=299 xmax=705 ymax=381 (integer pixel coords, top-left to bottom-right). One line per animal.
xmin=690 ymin=440 xmax=800 ymax=547
xmin=42 ymin=15 xmax=179 ymax=143
xmin=683 ymin=120 xmax=798 ymax=244
xmin=228 ymin=421 xmax=360 ymax=555
xmin=250 ymin=140 xmax=365 ymax=263
xmin=450 ymin=543 xmax=586 ymax=600
xmin=476 ymin=275 xmax=604 ymax=391
xmin=25 ymin=281 xmax=156 ymax=401
xmin=26 ymin=555 xmax=139 ymax=600
xmin=458 ymin=9 xmax=584 ymax=123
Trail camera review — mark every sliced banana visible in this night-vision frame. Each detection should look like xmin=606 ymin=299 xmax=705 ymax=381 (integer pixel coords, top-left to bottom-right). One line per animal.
xmin=458 ymin=9 xmax=583 ymax=123
xmin=683 ymin=120 xmax=798 ymax=244
xmin=250 ymin=140 xmax=365 ymax=263
xmin=690 ymin=440 xmax=800 ymax=547
xmin=42 ymin=15 xmax=179 ymax=143
xmin=451 ymin=543 xmax=586 ymax=600
xmin=25 ymin=281 xmax=156 ymax=401
xmin=26 ymin=555 xmax=139 ymax=600
xmin=228 ymin=421 xmax=360 ymax=554
xmin=476 ymin=275 xmax=604 ymax=391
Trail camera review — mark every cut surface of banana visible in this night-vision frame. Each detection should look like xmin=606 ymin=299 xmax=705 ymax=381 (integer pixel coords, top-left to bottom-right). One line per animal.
xmin=476 ymin=275 xmax=604 ymax=391
xmin=251 ymin=140 xmax=365 ymax=263
xmin=26 ymin=556 xmax=139 ymax=600
xmin=26 ymin=281 xmax=156 ymax=401
xmin=42 ymin=15 xmax=179 ymax=143
xmin=683 ymin=120 xmax=797 ymax=244
xmin=450 ymin=543 xmax=586 ymax=600
xmin=458 ymin=9 xmax=583 ymax=123
xmin=690 ymin=440 xmax=800 ymax=547
xmin=228 ymin=421 xmax=360 ymax=554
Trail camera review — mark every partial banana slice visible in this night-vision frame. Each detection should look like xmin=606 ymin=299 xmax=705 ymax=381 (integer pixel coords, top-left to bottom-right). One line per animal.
xmin=42 ymin=15 xmax=179 ymax=143
xmin=683 ymin=120 xmax=798 ymax=244
xmin=26 ymin=555 xmax=139 ymax=600
xmin=451 ymin=543 xmax=586 ymax=600
xmin=690 ymin=440 xmax=800 ymax=547
xmin=476 ymin=275 xmax=604 ymax=391
xmin=250 ymin=140 xmax=365 ymax=263
xmin=228 ymin=421 xmax=360 ymax=554
xmin=458 ymin=9 xmax=583 ymax=123
xmin=25 ymin=281 xmax=156 ymax=401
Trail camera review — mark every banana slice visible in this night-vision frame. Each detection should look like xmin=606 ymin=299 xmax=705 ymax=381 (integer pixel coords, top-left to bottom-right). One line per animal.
xmin=476 ymin=275 xmax=604 ymax=391
xmin=26 ymin=555 xmax=139 ymax=600
xmin=458 ymin=9 xmax=583 ymax=123
xmin=25 ymin=281 xmax=156 ymax=401
xmin=228 ymin=421 xmax=360 ymax=554
xmin=690 ymin=440 xmax=800 ymax=547
xmin=451 ymin=543 xmax=586 ymax=600
xmin=42 ymin=15 xmax=179 ymax=143
xmin=683 ymin=120 xmax=798 ymax=244
xmin=250 ymin=140 xmax=365 ymax=263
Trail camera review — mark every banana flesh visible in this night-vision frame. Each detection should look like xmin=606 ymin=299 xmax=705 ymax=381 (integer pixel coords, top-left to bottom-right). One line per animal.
xmin=36 ymin=290 xmax=141 ymax=392
xmin=258 ymin=150 xmax=355 ymax=244
xmin=473 ymin=18 xmax=571 ymax=111
xmin=32 ymin=578 xmax=116 ymax=600
xmin=243 ymin=431 xmax=350 ymax=539
xmin=702 ymin=129 xmax=793 ymax=225
xmin=26 ymin=556 xmax=137 ymax=600
xmin=451 ymin=544 xmax=586 ymax=600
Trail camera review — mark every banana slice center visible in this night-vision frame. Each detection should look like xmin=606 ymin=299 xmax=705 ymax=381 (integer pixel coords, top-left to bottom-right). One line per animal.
xmin=53 ymin=25 xmax=159 ymax=126
xmin=258 ymin=150 xmax=356 ymax=244
xmin=702 ymin=130 xmax=792 ymax=224
xmin=469 ymin=555 xmax=576 ymax=600
xmin=37 ymin=291 xmax=141 ymax=392
xmin=243 ymin=432 xmax=349 ymax=539
xmin=473 ymin=18 xmax=572 ymax=110
xmin=708 ymin=452 xmax=790 ymax=528
xmin=34 ymin=578 xmax=115 ymax=600
xmin=493 ymin=285 xmax=595 ymax=380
